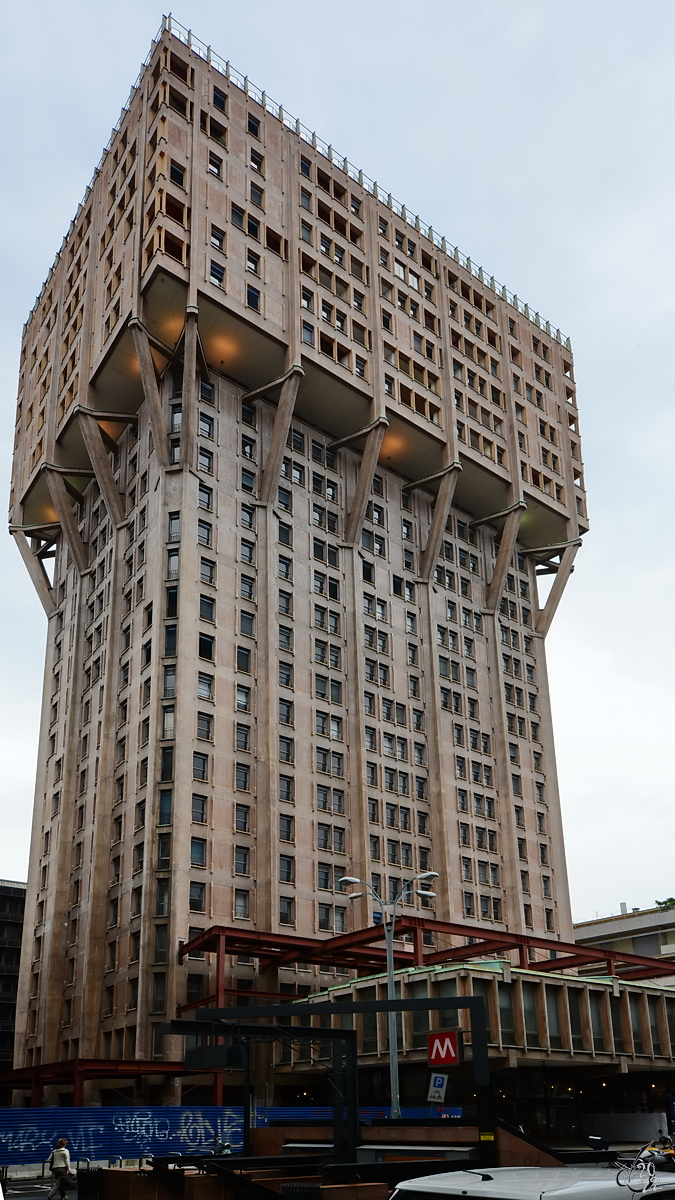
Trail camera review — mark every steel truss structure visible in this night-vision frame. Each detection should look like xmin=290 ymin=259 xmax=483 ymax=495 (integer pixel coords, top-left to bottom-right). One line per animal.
xmin=176 ymin=915 xmax=675 ymax=1017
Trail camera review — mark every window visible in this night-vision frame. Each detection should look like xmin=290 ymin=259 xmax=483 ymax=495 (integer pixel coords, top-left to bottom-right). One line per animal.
xmin=240 ymin=611 xmax=255 ymax=638
xmin=235 ymin=846 xmax=250 ymax=875
xmin=240 ymin=539 xmax=256 ymax=567
xmin=279 ymin=774 xmax=294 ymax=802
xmin=280 ymin=813 xmax=294 ymax=841
xmin=197 ymin=711 xmax=213 ymax=740
xmin=209 ymin=226 xmax=226 ymax=262
xmin=191 ymin=837 xmax=207 ymax=867
xmin=192 ymin=794 xmax=207 ymax=823
xmin=193 ymin=752 xmax=208 ymax=781
xmin=279 ymin=854 xmax=295 ymax=883
xmin=199 ymin=633 xmax=214 ymax=661
xmin=201 ymin=558 xmax=215 ymax=585
xmin=210 ymin=260 xmax=225 ymax=287
xmin=279 ymin=896 xmax=295 ymax=925
xmin=234 ymin=889 xmax=250 ymax=919
xmin=279 ymin=736 xmax=294 ymax=762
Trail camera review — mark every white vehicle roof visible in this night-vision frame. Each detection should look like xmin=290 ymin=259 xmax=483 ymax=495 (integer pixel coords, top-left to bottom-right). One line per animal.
xmin=395 ymin=1167 xmax=675 ymax=1200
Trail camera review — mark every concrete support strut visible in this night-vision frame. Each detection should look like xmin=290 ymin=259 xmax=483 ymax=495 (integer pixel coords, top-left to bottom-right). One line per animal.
xmin=345 ymin=422 xmax=387 ymax=545
xmin=485 ymin=503 xmax=526 ymax=612
xmin=328 ymin=414 xmax=389 ymax=453
xmin=419 ymin=463 xmax=461 ymax=581
xmin=259 ymin=370 xmax=302 ymax=505
xmin=130 ymin=319 xmax=169 ymax=468
xmin=77 ymin=412 xmax=126 ymax=527
xmin=11 ymin=531 xmax=57 ymax=616
xmin=536 ymin=542 xmax=579 ymax=637
xmin=180 ymin=309 xmax=199 ymax=470
xmin=45 ymin=469 xmax=88 ymax=574
xmin=242 ymin=362 xmax=304 ymax=404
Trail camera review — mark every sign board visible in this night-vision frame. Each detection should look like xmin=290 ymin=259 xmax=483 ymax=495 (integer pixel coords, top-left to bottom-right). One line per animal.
xmin=427 ymin=1073 xmax=449 ymax=1102
xmin=427 ymin=1030 xmax=459 ymax=1066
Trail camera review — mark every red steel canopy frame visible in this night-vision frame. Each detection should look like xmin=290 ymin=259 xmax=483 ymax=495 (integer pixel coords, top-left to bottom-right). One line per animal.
xmin=0 ymin=1058 xmax=190 ymax=1106
xmin=177 ymin=915 xmax=675 ymax=1013
xmin=2 ymin=917 xmax=671 ymax=1104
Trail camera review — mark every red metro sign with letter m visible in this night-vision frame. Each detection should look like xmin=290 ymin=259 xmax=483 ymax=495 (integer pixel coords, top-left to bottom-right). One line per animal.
xmin=427 ymin=1031 xmax=459 ymax=1066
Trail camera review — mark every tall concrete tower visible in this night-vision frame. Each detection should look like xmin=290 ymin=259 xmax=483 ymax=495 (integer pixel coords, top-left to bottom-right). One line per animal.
xmin=9 ymin=18 xmax=587 ymax=1101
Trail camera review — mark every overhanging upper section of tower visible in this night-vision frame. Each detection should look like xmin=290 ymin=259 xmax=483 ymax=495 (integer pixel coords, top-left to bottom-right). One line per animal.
xmin=10 ymin=13 xmax=587 ymax=561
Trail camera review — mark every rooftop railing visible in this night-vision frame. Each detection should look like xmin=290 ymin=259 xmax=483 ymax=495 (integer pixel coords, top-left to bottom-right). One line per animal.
xmin=25 ymin=14 xmax=571 ymax=350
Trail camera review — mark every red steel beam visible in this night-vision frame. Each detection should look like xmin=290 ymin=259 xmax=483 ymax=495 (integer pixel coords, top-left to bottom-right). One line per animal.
xmin=531 ymin=953 xmax=609 ymax=973
xmin=423 ymin=939 xmax=517 ymax=965
xmin=177 ymin=985 xmax=313 ymax=1014
xmin=176 ymin=920 xmax=673 ymax=982
xmin=608 ymin=963 xmax=675 ymax=981
xmin=0 ymin=1058 xmax=191 ymax=1088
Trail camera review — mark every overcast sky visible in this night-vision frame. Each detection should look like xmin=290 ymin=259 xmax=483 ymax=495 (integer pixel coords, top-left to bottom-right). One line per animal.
xmin=1 ymin=0 xmax=674 ymax=921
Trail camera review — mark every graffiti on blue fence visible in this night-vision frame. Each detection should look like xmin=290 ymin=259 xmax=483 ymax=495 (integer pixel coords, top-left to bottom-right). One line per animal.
xmin=0 ymin=1103 xmax=466 ymax=1165
xmin=0 ymin=1107 xmax=244 ymax=1165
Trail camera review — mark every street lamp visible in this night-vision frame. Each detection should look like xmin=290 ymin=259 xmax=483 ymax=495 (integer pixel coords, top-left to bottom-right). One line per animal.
xmin=339 ymin=871 xmax=439 ymax=1119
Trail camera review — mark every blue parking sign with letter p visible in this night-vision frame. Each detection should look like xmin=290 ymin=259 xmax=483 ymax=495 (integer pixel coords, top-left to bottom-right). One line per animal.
xmin=427 ymin=1072 xmax=449 ymax=1102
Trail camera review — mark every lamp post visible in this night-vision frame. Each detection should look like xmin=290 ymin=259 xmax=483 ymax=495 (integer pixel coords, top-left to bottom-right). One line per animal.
xmin=339 ymin=871 xmax=439 ymax=1120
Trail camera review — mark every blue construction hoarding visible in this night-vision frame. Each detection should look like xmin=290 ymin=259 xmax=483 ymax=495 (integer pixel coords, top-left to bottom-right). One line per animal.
xmin=0 ymin=1104 xmax=464 ymax=1166
xmin=0 ymin=1106 xmax=244 ymax=1165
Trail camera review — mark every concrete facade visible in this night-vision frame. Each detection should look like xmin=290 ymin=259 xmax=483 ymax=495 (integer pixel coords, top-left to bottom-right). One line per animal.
xmin=9 ymin=18 xmax=587 ymax=1090
xmin=576 ymin=907 xmax=675 ymax=968
xmin=305 ymin=963 xmax=675 ymax=1142
xmin=0 ymin=882 xmax=26 ymax=1067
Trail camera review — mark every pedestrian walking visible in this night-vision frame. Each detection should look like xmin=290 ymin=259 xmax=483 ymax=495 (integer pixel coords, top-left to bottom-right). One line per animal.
xmin=47 ymin=1139 xmax=74 ymax=1199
